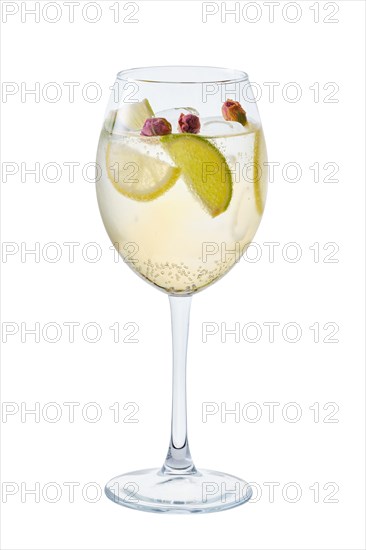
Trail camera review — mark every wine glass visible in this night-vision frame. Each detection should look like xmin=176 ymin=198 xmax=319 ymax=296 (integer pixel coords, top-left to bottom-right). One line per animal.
xmin=96 ymin=66 xmax=267 ymax=513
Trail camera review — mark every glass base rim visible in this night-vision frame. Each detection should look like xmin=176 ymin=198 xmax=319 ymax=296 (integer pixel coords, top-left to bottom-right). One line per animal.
xmin=105 ymin=467 xmax=253 ymax=514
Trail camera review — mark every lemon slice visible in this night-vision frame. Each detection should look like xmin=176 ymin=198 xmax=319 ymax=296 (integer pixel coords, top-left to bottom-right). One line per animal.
xmin=118 ymin=99 xmax=154 ymax=131
xmin=106 ymin=141 xmax=181 ymax=201
xmin=106 ymin=99 xmax=155 ymax=133
xmin=162 ymin=134 xmax=233 ymax=217
xmin=253 ymin=129 xmax=267 ymax=215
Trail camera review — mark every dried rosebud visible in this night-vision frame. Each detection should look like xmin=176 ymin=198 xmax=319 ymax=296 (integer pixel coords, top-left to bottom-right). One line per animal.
xmin=221 ymin=99 xmax=247 ymax=126
xmin=178 ymin=113 xmax=201 ymax=134
xmin=141 ymin=117 xmax=172 ymax=136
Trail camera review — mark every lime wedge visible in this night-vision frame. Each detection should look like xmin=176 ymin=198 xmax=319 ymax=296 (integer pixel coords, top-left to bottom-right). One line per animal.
xmin=106 ymin=141 xmax=181 ymax=201
xmin=162 ymin=134 xmax=233 ymax=217
xmin=113 ymin=99 xmax=154 ymax=132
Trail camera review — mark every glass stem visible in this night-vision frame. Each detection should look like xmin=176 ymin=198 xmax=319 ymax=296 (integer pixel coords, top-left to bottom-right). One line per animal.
xmin=161 ymin=295 xmax=196 ymax=475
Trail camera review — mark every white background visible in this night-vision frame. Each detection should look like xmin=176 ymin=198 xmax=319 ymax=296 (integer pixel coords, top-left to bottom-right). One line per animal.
xmin=1 ymin=1 xmax=365 ymax=549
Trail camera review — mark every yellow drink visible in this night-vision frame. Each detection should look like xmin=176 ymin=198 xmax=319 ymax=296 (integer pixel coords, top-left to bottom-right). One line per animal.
xmin=96 ymin=118 xmax=267 ymax=294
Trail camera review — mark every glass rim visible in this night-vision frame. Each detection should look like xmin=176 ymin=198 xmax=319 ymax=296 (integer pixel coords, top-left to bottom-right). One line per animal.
xmin=116 ymin=65 xmax=249 ymax=85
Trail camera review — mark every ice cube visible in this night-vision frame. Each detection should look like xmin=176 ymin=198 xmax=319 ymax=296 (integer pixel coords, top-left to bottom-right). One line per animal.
xmin=155 ymin=107 xmax=200 ymax=132
xmin=104 ymin=110 xmax=117 ymax=133
xmin=199 ymin=116 xmax=247 ymax=137
xmin=104 ymin=109 xmax=133 ymax=135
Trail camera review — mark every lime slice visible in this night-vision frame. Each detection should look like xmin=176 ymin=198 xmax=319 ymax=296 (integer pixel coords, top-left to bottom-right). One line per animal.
xmin=112 ymin=99 xmax=154 ymax=132
xmin=162 ymin=134 xmax=233 ymax=217
xmin=106 ymin=141 xmax=181 ymax=201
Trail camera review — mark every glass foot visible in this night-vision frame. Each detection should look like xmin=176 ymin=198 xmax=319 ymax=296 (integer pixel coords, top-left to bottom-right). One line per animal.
xmin=105 ymin=468 xmax=252 ymax=513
